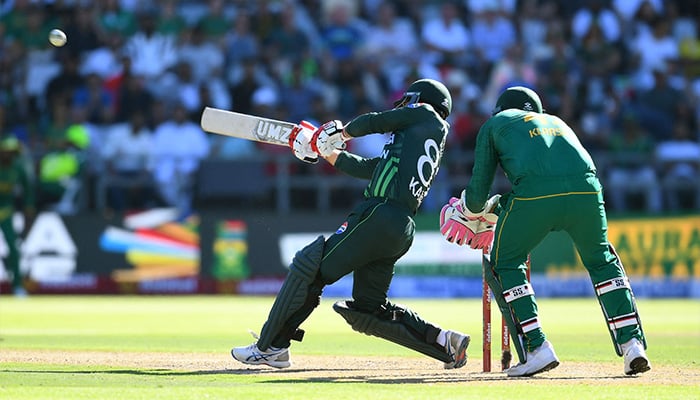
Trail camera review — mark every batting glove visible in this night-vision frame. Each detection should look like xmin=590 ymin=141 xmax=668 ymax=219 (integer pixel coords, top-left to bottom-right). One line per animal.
xmin=311 ymin=120 xmax=349 ymax=157
xmin=289 ymin=120 xmax=319 ymax=164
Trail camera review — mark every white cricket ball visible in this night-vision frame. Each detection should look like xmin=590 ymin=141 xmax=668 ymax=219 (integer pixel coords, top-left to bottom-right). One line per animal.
xmin=49 ymin=29 xmax=67 ymax=47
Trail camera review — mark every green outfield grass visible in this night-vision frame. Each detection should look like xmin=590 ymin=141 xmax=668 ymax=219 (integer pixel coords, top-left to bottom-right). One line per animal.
xmin=0 ymin=296 xmax=698 ymax=399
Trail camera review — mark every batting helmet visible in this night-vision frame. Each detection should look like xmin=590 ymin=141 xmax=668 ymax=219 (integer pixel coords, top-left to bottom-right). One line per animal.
xmin=394 ymin=79 xmax=452 ymax=119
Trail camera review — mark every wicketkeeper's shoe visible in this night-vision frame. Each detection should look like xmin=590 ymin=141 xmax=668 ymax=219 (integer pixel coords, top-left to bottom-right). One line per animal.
xmin=444 ymin=330 xmax=471 ymax=369
xmin=622 ymin=338 xmax=651 ymax=375
xmin=231 ymin=342 xmax=291 ymax=369
xmin=505 ymin=340 xmax=559 ymax=377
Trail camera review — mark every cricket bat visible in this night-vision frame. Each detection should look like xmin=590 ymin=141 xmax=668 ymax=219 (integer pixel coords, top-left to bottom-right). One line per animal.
xmin=200 ymin=107 xmax=295 ymax=147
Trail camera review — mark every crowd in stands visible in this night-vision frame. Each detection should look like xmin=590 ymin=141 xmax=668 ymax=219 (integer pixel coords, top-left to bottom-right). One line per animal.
xmin=1 ymin=0 xmax=699 ymax=216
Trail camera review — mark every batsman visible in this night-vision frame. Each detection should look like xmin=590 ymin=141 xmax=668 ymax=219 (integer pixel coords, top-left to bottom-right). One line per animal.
xmin=440 ymin=86 xmax=651 ymax=377
xmin=231 ymin=79 xmax=471 ymax=369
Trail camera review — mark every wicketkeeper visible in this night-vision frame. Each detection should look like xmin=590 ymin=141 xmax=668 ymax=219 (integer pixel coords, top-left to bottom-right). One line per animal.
xmin=232 ymin=79 xmax=471 ymax=369
xmin=440 ymin=86 xmax=651 ymax=377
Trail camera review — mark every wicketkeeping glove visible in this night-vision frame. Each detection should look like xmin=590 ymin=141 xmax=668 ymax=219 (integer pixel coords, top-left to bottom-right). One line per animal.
xmin=289 ymin=120 xmax=319 ymax=164
xmin=469 ymin=194 xmax=501 ymax=253
xmin=439 ymin=196 xmax=481 ymax=246
xmin=311 ymin=120 xmax=349 ymax=157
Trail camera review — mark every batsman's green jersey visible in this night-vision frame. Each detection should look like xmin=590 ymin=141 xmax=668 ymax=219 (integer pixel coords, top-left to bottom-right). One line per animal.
xmin=337 ymin=103 xmax=449 ymax=214
xmin=321 ymin=103 xmax=448 ymax=310
xmin=465 ymin=109 xmax=643 ymax=352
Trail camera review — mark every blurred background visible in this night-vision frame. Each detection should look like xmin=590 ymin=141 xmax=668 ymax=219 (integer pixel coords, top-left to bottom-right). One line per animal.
xmin=0 ymin=0 xmax=698 ymax=297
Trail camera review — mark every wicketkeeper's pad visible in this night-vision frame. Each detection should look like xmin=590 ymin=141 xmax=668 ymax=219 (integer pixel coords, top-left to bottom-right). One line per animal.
xmin=593 ymin=244 xmax=648 ymax=356
xmin=483 ymin=254 xmax=528 ymax=364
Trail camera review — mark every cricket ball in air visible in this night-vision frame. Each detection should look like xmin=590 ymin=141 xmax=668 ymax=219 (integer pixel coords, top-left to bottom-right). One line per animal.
xmin=49 ymin=29 xmax=67 ymax=47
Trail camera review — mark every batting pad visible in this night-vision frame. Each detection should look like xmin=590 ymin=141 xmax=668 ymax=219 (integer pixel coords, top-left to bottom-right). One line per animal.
xmin=333 ymin=300 xmax=452 ymax=363
xmin=257 ymin=235 xmax=325 ymax=351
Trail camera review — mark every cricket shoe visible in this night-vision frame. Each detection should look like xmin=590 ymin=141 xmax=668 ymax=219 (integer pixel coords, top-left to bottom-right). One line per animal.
xmin=444 ymin=330 xmax=471 ymax=369
xmin=231 ymin=331 xmax=291 ymax=369
xmin=505 ymin=340 xmax=559 ymax=377
xmin=622 ymin=338 xmax=651 ymax=375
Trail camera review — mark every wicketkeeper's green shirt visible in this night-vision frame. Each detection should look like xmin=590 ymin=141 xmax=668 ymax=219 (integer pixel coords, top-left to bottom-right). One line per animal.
xmin=465 ymin=109 xmax=598 ymax=211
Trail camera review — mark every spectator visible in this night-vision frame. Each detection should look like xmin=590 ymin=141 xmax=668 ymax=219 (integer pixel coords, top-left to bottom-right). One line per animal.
xmin=575 ymin=23 xmax=622 ymax=117
xmin=96 ymin=0 xmax=136 ymax=38
xmin=635 ymin=65 xmax=682 ymax=139
xmin=362 ymin=1 xmax=418 ymax=75
xmin=62 ymin=5 xmax=101 ymax=55
xmin=81 ymin=35 xmax=126 ymax=80
xmin=278 ymin=61 xmax=323 ymax=123
xmin=100 ymin=111 xmax=155 ymax=213
xmin=629 ymin=16 xmax=679 ymax=90
xmin=605 ymin=115 xmax=662 ymax=213
xmin=149 ymin=103 xmax=210 ymax=215
xmin=480 ymin=43 xmax=537 ymax=115
xmin=72 ymin=73 xmax=114 ymax=125
xmin=43 ymin=102 xmax=72 ymax=150
xmin=197 ymin=0 xmax=231 ymax=40
xmin=470 ymin=3 xmax=517 ymax=68
xmin=420 ymin=1 xmax=470 ymax=67
xmin=613 ymin=0 xmax=664 ymax=25
xmin=264 ymin=4 xmax=312 ymax=63
xmin=655 ymin=122 xmax=700 ymax=210
xmin=465 ymin=0 xmax=517 ymax=15
xmin=115 ymin=74 xmax=153 ymax=123
xmin=45 ymin=54 xmax=84 ymax=110
xmin=230 ymin=58 xmax=265 ymax=116
xmin=14 ymin=4 xmax=52 ymax=50
xmin=157 ymin=62 xmax=201 ymax=116
xmin=178 ymin=24 xmax=225 ymax=84
xmin=157 ymin=0 xmax=187 ymax=37
xmin=571 ymin=0 xmax=621 ymax=44
xmin=37 ymin=121 xmax=89 ymax=215
xmin=518 ymin=0 xmax=556 ymax=57
xmin=444 ymin=68 xmax=483 ymax=150
xmin=622 ymin=0 xmax=661 ymax=42
xmin=123 ymin=10 xmax=178 ymax=79
xmin=225 ymin=11 xmax=260 ymax=71
xmin=319 ymin=0 xmax=366 ymax=62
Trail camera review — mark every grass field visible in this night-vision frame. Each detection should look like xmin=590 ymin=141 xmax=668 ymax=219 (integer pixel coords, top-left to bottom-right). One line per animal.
xmin=1 ymin=296 xmax=698 ymax=399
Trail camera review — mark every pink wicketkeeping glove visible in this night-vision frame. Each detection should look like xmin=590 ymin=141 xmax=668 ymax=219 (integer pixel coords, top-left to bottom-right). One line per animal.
xmin=439 ymin=197 xmax=480 ymax=246
xmin=468 ymin=195 xmax=501 ymax=253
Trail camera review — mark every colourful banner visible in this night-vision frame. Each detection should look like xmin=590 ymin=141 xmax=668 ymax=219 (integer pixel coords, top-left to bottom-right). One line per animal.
xmin=538 ymin=215 xmax=700 ymax=280
xmin=608 ymin=216 xmax=699 ymax=279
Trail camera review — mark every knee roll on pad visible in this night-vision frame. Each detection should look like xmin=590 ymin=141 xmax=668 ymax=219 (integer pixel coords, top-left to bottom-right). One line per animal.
xmin=257 ymin=235 xmax=325 ymax=351
xmin=332 ymin=300 xmax=451 ymax=363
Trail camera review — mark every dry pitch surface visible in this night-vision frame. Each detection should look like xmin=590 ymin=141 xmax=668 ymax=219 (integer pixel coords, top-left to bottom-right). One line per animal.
xmin=4 ymin=349 xmax=698 ymax=386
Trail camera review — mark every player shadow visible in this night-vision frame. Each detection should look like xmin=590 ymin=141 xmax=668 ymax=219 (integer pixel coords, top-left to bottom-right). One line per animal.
xmin=1 ymin=369 xmax=640 ymax=382
xmin=263 ymin=371 xmax=639 ymax=384
xmin=0 ymin=368 xmax=232 ymax=376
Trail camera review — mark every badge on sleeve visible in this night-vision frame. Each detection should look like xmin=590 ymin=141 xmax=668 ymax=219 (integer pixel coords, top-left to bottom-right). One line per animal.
xmin=335 ymin=221 xmax=348 ymax=234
